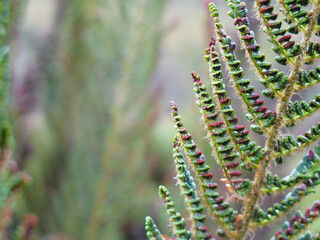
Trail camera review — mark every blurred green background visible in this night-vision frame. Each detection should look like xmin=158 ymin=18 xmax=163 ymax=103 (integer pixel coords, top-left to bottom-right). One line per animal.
xmin=9 ymin=0 xmax=320 ymax=239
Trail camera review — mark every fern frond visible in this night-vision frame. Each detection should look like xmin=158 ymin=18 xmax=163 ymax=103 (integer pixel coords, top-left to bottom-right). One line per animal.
xmin=148 ymin=1 xmax=320 ymax=239
xmin=279 ymin=0 xmax=311 ymax=33
xmin=285 ymin=97 xmax=320 ymax=127
xmin=262 ymin=145 xmax=320 ymax=195
xmin=204 ymin=40 xmax=264 ymax=166
xmin=171 ymin=101 xmax=239 ymax=236
xmin=173 ymin=138 xmax=211 ymax=239
xmin=159 ymin=186 xmax=190 ymax=239
xmin=303 ymin=41 xmax=320 ymax=65
xmin=225 ymin=0 xmax=289 ymax=98
xmin=210 ymin=4 xmax=276 ymax=133
xmin=254 ymin=182 xmax=317 ymax=227
xmin=145 ymin=216 xmax=165 ymax=240
xmin=298 ymin=231 xmax=320 ymax=240
xmin=272 ymin=201 xmax=320 ymax=240
xmin=275 ymin=126 xmax=320 ymax=158
xmin=192 ymin=72 xmax=252 ymax=196
xmin=192 ymin=73 xmax=243 ymax=189
xmin=254 ymin=0 xmax=299 ymax=64
xmin=295 ymin=68 xmax=320 ymax=92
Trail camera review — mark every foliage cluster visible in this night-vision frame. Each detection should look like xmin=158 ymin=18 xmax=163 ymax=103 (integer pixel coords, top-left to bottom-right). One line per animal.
xmin=146 ymin=0 xmax=320 ymax=239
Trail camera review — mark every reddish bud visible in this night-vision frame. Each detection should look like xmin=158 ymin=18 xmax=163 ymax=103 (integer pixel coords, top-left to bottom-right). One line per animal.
xmin=231 ymin=179 xmax=247 ymax=184
xmin=278 ymin=35 xmax=292 ymax=43
xmin=196 ymin=159 xmax=205 ymax=165
xmin=181 ymin=134 xmax=191 ymax=141
xmin=247 ymin=44 xmax=260 ymax=51
xmin=229 ymin=171 xmax=242 ymax=177
xmin=205 ymin=233 xmax=212 ymax=239
xmin=202 ymin=173 xmax=213 ymax=179
xmin=209 ymin=37 xmax=216 ymax=47
xmin=285 ymin=229 xmax=293 ymax=235
xmin=290 ymin=216 xmax=298 ymax=227
xmin=215 ymin=197 xmax=224 ymax=204
xmin=313 ymin=201 xmax=320 ymax=211
xmin=243 ymin=130 xmax=249 ymax=135
xmin=209 ymin=121 xmax=224 ymax=128
xmin=263 ymin=111 xmax=272 ymax=118
xmin=234 ymin=125 xmax=245 ymax=131
xmin=308 ymin=150 xmax=315 ymax=161
xmin=254 ymin=100 xmax=264 ymax=106
xmin=236 ymin=139 xmax=249 ymax=144
xmin=305 ymin=207 xmax=312 ymax=218
xmin=300 ymin=217 xmax=307 ymax=223
xmin=220 ymin=97 xmax=230 ymax=105
xmin=250 ymin=93 xmax=260 ymax=100
xmin=258 ymin=0 xmax=270 ymax=6
xmin=229 ymin=117 xmax=238 ymax=124
xmin=234 ymin=17 xmax=242 ymax=25
xmin=283 ymin=41 xmax=295 ymax=49
xmin=225 ymin=162 xmax=240 ymax=169
xmin=243 ymin=35 xmax=254 ymax=41
xmin=178 ymin=128 xmax=187 ymax=134
xmin=260 ymin=6 xmax=273 ymax=13
xmin=208 ymin=183 xmax=218 ymax=189
xmin=257 ymin=107 xmax=267 ymax=113
xmin=275 ymin=229 xmax=282 ymax=238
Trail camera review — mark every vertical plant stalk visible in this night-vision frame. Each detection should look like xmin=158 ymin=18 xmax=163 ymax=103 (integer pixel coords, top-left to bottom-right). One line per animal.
xmin=235 ymin=1 xmax=320 ymax=239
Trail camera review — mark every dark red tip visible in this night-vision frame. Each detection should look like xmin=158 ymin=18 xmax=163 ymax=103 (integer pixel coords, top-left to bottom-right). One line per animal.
xmin=263 ymin=111 xmax=272 ymax=118
xmin=225 ymin=162 xmax=240 ymax=169
xmin=258 ymin=0 xmax=270 ymax=6
xmin=308 ymin=150 xmax=315 ymax=161
xmin=253 ymin=100 xmax=264 ymax=106
xmin=278 ymin=35 xmax=292 ymax=43
xmin=231 ymin=179 xmax=247 ymax=184
xmin=202 ymin=173 xmax=213 ymax=179
xmin=181 ymin=134 xmax=191 ymax=141
xmin=243 ymin=35 xmax=254 ymax=41
xmin=205 ymin=233 xmax=212 ymax=239
xmin=209 ymin=37 xmax=216 ymax=47
xmin=257 ymin=107 xmax=267 ymax=113
xmin=236 ymin=139 xmax=249 ymax=144
xmin=220 ymin=97 xmax=230 ymax=105
xmin=275 ymin=229 xmax=282 ymax=238
xmin=209 ymin=121 xmax=224 ymax=128
xmin=196 ymin=159 xmax=205 ymax=165
xmin=260 ymin=6 xmax=273 ymax=13
xmin=234 ymin=125 xmax=245 ymax=131
xmin=229 ymin=117 xmax=238 ymax=124
xmin=234 ymin=17 xmax=242 ymax=25
xmin=208 ymin=183 xmax=218 ymax=189
xmin=283 ymin=41 xmax=295 ymax=49
xmin=229 ymin=171 xmax=243 ymax=177
xmin=215 ymin=197 xmax=224 ymax=204
xmin=285 ymin=229 xmax=293 ymax=235
xmin=305 ymin=207 xmax=312 ymax=218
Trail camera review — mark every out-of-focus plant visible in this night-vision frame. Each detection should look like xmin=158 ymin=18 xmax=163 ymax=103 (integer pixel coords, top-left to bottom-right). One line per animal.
xmin=0 ymin=1 xmax=37 ymax=239
xmin=15 ymin=0 xmax=167 ymax=239
xmin=147 ymin=1 xmax=320 ymax=239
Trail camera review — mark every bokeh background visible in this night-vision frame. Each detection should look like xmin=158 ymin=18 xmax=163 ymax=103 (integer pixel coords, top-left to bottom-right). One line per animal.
xmin=9 ymin=0 xmax=320 ymax=239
